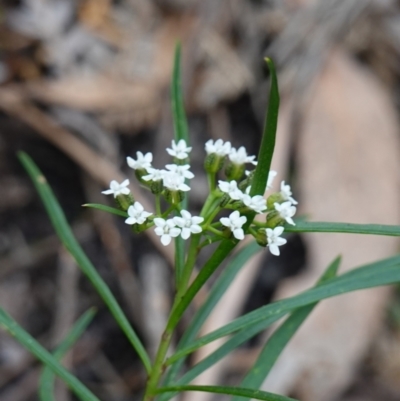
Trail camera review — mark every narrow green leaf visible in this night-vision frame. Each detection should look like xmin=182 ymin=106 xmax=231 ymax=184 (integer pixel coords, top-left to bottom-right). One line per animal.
xmin=167 ymin=253 xmax=400 ymax=362
xmin=159 ymin=242 xmax=261 ymax=400
xmin=285 ymin=221 xmax=400 ymax=236
xmin=39 ymin=309 xmax=96 ymax=401
xmin=171 ymin=42 xmax=189 ymax=145
xmin=155 ymin=385 xmax=298 ymax=401
xmin=250 ymin=58 xmax=280 ymax=197
xmin=169 ymin=257 xmax=341 ymax=390
xmin=0 ymin=309 xmax=99 ymax=401
xmin=171 ymin=42 xmax=189 ymax=284
xmin=231 ymin=257 xmax=341 ymax=401
xmin=83 ymin=203 xmax=128 ymax=218
xmin=18 ymin=152 xmax=152 ymax=374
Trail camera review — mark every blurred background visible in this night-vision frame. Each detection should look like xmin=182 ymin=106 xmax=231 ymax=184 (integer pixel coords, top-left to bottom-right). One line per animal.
xmin=1 ymin=0 xmax=400 ymax=400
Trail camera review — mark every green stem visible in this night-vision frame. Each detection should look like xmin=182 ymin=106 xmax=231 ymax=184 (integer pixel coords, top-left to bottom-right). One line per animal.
xmin=161 ymin=206 xmax=175 ymax=218
xmin=155 ymin=195 xmax=162 ymax=215
xmin=143 ymin=235 xmax=201 ymax=401
xmin=207 ymin=226 xmax=225 ymax=237
xmin=207 ymin=173 xmax=216 ymax=192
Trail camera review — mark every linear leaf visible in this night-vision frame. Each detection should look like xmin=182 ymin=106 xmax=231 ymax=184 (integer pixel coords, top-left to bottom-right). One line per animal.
xmin=83 ymin=203 xmax=127 ymax=218
xmin=285 ymin=221 xmax=400 ymax=236
xmin=231 ymin=257 xmax=341 ymax=401
xmin=18 ymin=152 xmax=151 ymax=374
xmin=0 ymin=309 xmax=99 ymax=401
xmin=39 ymin=309 xmax=96 ymax=401
xmin=250 ymin=57 xmax=279 ymax=197
xmin=155 ymin=385 xmax=298 ymax=401
xmin=171 ymin=42 xmax=189 ymax=284
xmin=167 ymin=253 xmax=400 ymax=363
xmin=171 ymin=257 xmax=341 ymax=389
xmin=171 ymin=42 xmax=189 ymax=145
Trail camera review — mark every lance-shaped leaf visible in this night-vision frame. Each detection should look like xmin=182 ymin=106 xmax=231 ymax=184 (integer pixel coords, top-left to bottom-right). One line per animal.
xmin=250 ymin=58 xmax=279 ymax=197
xmin=285 ymin=221 xmax=400 ymax=236
xmin=39 ymin=309 xmax=96 ymax=401
xmin=166 ymin=253 xmax=400 ymax=363
xmin=155 ymin=385 xmax=298 ymax=401
xmin=231 ymin=257 xmax=341 ymax=401
xmin=18 ymin=152 xmax=152 ymax=374
xmin=83 ymin=203 xmax=128 ymax=218
xmin=171 ymin=42 xmax=189 ymax=285
xmin=0 ymin=309 xmax=99 ymax=401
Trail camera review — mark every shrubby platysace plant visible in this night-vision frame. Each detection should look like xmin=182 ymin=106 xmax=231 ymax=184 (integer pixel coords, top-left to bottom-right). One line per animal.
xmin=102 ymin=137 xmax=298 ymax=255
xmin=11 ymin=50 xmax=400 ymax=401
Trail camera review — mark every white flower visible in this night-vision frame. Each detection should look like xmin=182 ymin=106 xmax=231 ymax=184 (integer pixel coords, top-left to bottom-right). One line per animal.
xmin=229 ymin=146 xmax=257 ymax=165
xmin=274 ymin=201 xmax=296 ymax=226
xmin=173 ymin=210 xmax=204 ymax=240
xmin=242 ymin=194 xmax=267 ymax=214
xmin=205 ymin=139 xmax=231 ymax=156
xmin=166 ymin=164 xmax=194 ymax=179
xmin=163 ymin=172 xmax=190 ymax=192
xmin=220 ymin=211 xmax=247 ymax=240
xmin=125 ymin=202 xmax=152 ymax=225
xmin=142 ymin=168 xmax=166 ymax=182
xmin=154 ymin=218 xmax=181 ymax=246
xmin=218 ymin=180 xmax=244 ymax=201
xmin=280 ymin=181 xmax=298 ymax=205
xmin=166 ymin=139 xmax=192 ymax=160
xmin=127 ymin=152 xmax=153 ymax=170
xmin=267 ymin=170 xmax=277 ymax=190
xmin=266 ymin=226 xmax=287 ymax=256
xmin=102 ymin=179 xmax=130 ymax=198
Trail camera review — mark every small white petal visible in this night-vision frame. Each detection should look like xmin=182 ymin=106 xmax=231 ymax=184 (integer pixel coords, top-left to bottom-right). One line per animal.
xmin=169 ymin=228 xmax=181 ymax=238
xmin=233 ymin=228 xmax=244 ymax=240
xmin=220 ymin=217 xmax=231 ymax=227
xmin=181 ymin=227 xmax=191 ymax=240
xmin=190 ymin=225 xmax=202 ymax=234
xmin=161 ymin=234 xmax=171 ymax=246
xmin=269 ymin=244 xmax=280 ymax=256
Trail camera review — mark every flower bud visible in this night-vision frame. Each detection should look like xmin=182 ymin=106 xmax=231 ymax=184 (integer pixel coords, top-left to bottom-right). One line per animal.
xmin=163 ymin=189 xmax=185 ymax=204
xmin=219 ymin=193 xmax=231 ymax=207
xmin=253 ymin=229 xmax=267 ymax=247
xmin=267 ymin=193 xmax=284 ymax=209
xmin=204 ymin=153 xmax=225 ymax=174
xmin=225 ymin=161 xmax=245 ymax=181
xmin=150 ymin=180 xmax=164 ymax=195
xmin=238 ymin=172 xmax=253 ymax=191
xmin=266 ymin=210 xmax=284 ymax=228
xmin=135 ymin=168 xmax=149 ymax=184
xmin=115 ymin=193 xmax=134 ymax=211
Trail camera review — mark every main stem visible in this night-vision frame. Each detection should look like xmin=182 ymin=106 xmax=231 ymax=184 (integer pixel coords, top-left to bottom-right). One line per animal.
xmin=143 ymin=237 xmax=200 ymax=401
xmin=143 ymin=191 xmax=222 ymax=401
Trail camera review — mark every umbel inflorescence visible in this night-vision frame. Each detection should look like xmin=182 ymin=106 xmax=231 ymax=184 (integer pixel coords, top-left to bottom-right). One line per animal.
xmin=102 ymin=139 xmax=297 ymax=256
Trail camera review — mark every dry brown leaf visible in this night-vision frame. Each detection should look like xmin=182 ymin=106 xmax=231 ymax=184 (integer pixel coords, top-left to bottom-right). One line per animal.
xmin=261 ymin=49 xmax=400 ymax=401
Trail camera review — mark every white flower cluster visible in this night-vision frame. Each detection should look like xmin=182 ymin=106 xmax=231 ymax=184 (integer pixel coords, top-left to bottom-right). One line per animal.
xmin=126 ymin=140 xmax=193 ymax=192
xmin=154 ymin=211 xmax=204 ymax=246
xmin=101 ymin=139 xmax=298 ymax=255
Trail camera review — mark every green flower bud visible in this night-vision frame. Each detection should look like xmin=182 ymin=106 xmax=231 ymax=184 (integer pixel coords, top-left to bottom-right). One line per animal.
xmin=115 ymin=193 xmax=134 ymax=211
xmin=219 ymin=193 xmax=231 ymax=207
xmin=204 ymin=153 xmax=225 ymax=174
xmin=266 ymin=210 xmax=284 ymax=228
xmin=225 ymin=161 xmax=245 ymax=181
xmin=135 ymin=168 xmax=149 ymax=184
xmin=267 ymin=193 xmax=284 ymax=209
xmin=253 ymin=229 xmax=267 ymax=247
xmin=163 ymin=189 xmax=185 ymax=204
xmin=150 ymin=180 xmax=164 ymax=195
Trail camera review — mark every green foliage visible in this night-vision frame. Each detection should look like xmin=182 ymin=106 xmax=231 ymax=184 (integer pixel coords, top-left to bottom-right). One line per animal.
xmin=2 ymin=55 xmax=399 ymax=401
